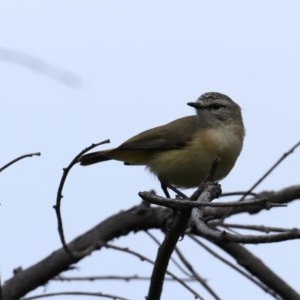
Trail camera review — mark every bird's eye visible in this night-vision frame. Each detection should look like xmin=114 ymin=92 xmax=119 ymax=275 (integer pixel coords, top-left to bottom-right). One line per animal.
xmin=210 ymin=104 xmax=224 ymax=110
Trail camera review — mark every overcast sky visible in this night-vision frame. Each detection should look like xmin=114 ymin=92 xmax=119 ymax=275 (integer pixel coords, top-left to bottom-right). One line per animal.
xmin=1 ymin=1 xmax=300 ymax=299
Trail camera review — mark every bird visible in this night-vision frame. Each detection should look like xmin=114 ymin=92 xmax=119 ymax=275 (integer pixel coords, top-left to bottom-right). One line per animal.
xmin=79 ymin=92 xmax=245 ymax=195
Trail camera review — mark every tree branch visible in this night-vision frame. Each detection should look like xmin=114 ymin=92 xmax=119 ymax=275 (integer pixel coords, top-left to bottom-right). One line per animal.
xmin=2 ymin=205 xmax=170 ymax=299
xmin=54 ymin=140 xmax=110 ymax=256
xmin=214 ymin=242 xmax=300 ymax=300
xmin=146 ymin=182 xmax=220 ymax=300
xmin=2 ymin=185 xmax=300 ymax=299
xmin=0 ymin=152 xmax=40 ymax=173
xmin=240 ymin=140 xmax=300 ymax=200
xmin=146 ymin=210 xmax=191 ymax=300
xmin=202 ymin=184 xmax=300 ymax=219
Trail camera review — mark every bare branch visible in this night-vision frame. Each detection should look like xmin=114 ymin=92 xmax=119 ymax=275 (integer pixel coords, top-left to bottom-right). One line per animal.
xmin=174 ymin=247 xmax=221 ymax=300
xmin=106 ymin=244 xmax=203 ymax=299
xmin=193 ymin=217 xmax=300 ymax=244
xmin=0 ymin=152 xmax=40 ymax=173
xmin=214 ymin=242 xmax=300 ymax=299
xmin=202 ymin=184 xmax=300 ymax=219
xmin=144 ymin=231 xmax=192 ymax=277
xmin=23 ymin=291 xmax=130 ymax=300
xmin=140 ymin=191 xmax=284 ymax=209
xmin=146 ymin=210 xmax=192 ymax=300
xmin=218 ymin=223 xmax=294 ymax=233
xmin=189 ymin=236 xmax=282 ymax=299
xmin=54 ymin=275 xmax=196 ymax=282
xmin=190 ymin=157 xmax=221 ymax=201
xmin=146 ymin=180 xmax=221 ymax=300
xmin=2 ymin=205 xmax=169 ymax=299
xmin=240 ymin=140 xmax=300 ymax=200
xmin=53 ymin=140 xmax=110 ymax=256
xmin=191 ymin=182 xmax=221 ymax=223
xmin=2 ymin=197 xmax=300 ymax=299
xmin=221 ymin=191 xmax=258 ymax=198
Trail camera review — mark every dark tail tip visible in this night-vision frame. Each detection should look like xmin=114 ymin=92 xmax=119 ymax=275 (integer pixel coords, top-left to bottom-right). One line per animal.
xmin=79 ymin=151 xmax=111 ymax=166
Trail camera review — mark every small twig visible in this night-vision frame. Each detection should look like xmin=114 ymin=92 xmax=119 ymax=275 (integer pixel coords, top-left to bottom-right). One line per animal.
xmin=22 ymin=291 xmax=130 ymax=300
xmin=189 ymin=236 xmax=281 ymax=299
xmin=174 ymin=247 xmax=221 ymax=300
xmin=106 ymin=244 xmax=202 ymax=299
xmin=190 ymin=157 xmax=220 ymax=201
xmin=201 ymin=185 xmax=300 ymax=220
xmin=54 ymin=274 xmax=197 ymax=282
xmin=221 ymin=191 xmax=258 ymax=198
xmin=53 ymin=140 xmax=110 ymax=256
xmin=0 ymin=152 xmax=40 ymax=173
xmin=240 ymin=140 xmax=300 ymax=201
xmin=218 ymin=223 xmax=294 ymax=233
xmin=193 ymin=222 xmax=300 ymax=244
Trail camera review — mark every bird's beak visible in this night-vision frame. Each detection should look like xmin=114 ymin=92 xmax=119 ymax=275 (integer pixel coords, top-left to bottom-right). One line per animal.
xmin=187 ymin=102 xmax=203 ymax=109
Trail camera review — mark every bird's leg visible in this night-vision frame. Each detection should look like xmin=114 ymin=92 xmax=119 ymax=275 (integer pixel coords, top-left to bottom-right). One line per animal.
xmin=159 ymin=178 xmax=187 ymax=199
xmin=159 ymin=179 xmax=171 ymax=198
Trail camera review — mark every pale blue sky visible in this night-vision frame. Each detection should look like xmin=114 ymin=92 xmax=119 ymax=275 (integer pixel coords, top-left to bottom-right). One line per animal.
xmin=1 ymin=1 xmax=300 ymax=299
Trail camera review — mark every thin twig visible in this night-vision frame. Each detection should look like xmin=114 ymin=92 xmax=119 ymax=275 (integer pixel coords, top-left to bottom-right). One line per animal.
xmin=106 ymin=244 xmax=203 ymax=299
xmin=53 ymin=140 xmax=110 ymax=256
xmin=54 ymin=274 xmax=197 ymax=282
xmin=189 ymin=236 xmax=281 ymax=299
xmin=0 ymin=152 xmax=41 ymax=173
xmin=213 ymin=242 xmax=299 ymax=299
xmin=174 ymin=247 xmax=221 ymax=300
xmin=190 ymin=157 xmax=220 ymax=201
xmin=218 ymin=223 xmax=294 ymax=233
xmin=240 ymin=140 xmax=300 ymax=201
xmin=193 ymin=221 xmax=300 ymax=244
xmin=221 ymin=191 xmax=258 ymax=198
xmin=22 ymin=291 xmax=130 ymax=300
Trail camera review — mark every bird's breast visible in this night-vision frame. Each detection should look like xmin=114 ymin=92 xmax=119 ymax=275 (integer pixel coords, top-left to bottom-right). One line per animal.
xmin=148 ymin=125 xmax=243 ymax=188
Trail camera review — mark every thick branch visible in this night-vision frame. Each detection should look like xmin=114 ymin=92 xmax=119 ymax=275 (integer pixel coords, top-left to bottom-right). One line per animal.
xmin=2 ymin=205 xmax=170 ymax=300
xmin=146 ymin=210 xmax=191 ymax=300
xmin=214 ymin=242 xmax=300 ymax=300
xmin=140 ymin=192 xmax=282 ymax=209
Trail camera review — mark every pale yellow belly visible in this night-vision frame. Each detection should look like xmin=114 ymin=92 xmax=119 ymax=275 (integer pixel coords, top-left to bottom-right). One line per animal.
xmin=148 ymin=127 xmax=243 ymax=188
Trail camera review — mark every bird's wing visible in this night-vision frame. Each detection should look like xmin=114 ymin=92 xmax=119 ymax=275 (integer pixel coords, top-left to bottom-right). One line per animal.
xmin=117 ymin=116 xmax=198 ymax=151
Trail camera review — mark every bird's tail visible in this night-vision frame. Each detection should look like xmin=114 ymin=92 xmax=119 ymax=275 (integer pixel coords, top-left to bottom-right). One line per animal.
xmin=79 ymin=150 xmax=112 ymax=165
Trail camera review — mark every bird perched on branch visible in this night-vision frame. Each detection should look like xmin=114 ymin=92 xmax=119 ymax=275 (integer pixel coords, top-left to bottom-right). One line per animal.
xmin=79 ymin=92 xmax=245 ymax=195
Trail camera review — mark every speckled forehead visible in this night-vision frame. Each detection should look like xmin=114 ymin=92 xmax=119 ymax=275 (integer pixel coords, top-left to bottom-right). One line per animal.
xmin=200 ymin=92 xmax=233 ymax=102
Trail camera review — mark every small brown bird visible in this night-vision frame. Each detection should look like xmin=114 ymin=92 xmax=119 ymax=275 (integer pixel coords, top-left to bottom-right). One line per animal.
xmin=80 ymin=92 xmax=245 ymax=191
